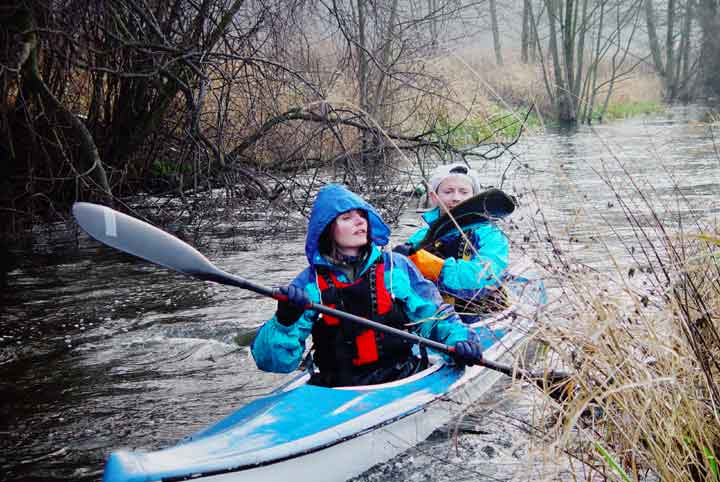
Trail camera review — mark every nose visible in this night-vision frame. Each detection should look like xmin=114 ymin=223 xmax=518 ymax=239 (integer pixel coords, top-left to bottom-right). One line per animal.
xmin=353 ymin=213 xmax=366 ymax=225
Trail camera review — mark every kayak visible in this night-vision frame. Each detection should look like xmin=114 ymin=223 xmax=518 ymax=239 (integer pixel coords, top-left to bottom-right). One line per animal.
xmin=102 ymin=260 xmax=546 ymax=482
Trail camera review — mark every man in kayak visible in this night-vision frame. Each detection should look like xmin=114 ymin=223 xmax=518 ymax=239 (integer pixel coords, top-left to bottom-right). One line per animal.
xmin=395 ymin=163 xmax=510 ymax=323
xmin=251 ymin=184 xmax=483 ymax=387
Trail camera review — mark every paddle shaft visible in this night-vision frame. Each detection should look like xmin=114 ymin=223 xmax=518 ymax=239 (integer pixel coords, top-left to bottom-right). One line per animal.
xmin=186 ymin=270 xmax=557 ymax=384
xmin=212 ymin=272 xmax=569 ymax=393
xmin=72 ymin=202 xmax=565 ymax=389
xmin=199 ymin=268 xmax=539 ymax=380
xmin=198 ymin=268 xmax=453 ymax=353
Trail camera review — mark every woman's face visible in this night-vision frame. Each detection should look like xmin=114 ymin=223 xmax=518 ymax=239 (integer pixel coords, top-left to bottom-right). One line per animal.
xmin=432 ymin=177 xmax=474 ymax=210
xmin=331 ymin=209 xmax=368 ymax=255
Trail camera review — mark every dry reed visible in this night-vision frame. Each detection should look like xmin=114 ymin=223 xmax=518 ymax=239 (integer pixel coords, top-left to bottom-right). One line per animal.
xmin=530 ymin=172 xmax=720 ymax=481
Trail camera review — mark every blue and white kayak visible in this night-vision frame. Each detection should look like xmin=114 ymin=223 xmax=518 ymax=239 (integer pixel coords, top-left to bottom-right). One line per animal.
xmin=103 ymin=260 xmax=546 ymax=482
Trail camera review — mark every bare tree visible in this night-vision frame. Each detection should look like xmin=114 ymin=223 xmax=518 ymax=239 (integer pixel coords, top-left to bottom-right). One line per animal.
xmin=643 ymin=0 xmax=705 ymax=101
xmin=1 ymin=0 xmax=511 ymax=232
xmin=1 ymin=0 xmax=316 ymax=227
xmin=531 ymin=0 xmax=650 ymax=124
xmin=489 ymin=0 xmax=504 ymax=65
xmin=694 ymin=0 xmax=720 ymax=98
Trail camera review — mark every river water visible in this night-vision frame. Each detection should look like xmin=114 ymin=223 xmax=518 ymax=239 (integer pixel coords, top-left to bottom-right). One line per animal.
xmin=1 ymin=105 xmax=717 ymax=481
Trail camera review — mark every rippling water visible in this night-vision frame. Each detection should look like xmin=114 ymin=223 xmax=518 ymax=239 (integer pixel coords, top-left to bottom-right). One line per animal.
xmin=1 ymin=105 xmax=718 ymax=481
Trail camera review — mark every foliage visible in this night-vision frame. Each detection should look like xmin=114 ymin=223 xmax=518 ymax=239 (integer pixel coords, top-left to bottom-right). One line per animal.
xmin=595 ymin=442 xmax=634 ymax=482
xmin=432 ymin=109 xmax=541 ymax=147
xmin=596 ymin=101 xmax=664 ymax=122
xmin=151 ymin=160 xmax=192 ymax=178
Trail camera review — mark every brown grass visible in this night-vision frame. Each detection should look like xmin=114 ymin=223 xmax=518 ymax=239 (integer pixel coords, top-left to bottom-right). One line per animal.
xmin=421 ymin=45 xmax=663 ymax=130
xmin=527 ymin=174 xmax=720 ymax=481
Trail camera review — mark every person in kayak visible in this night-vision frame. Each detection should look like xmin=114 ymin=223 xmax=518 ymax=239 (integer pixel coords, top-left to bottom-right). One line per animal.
xmin=251 ymin=184 xmax=483 ymax=387
xmin=395 ymin=163 xmax=509 ymax=323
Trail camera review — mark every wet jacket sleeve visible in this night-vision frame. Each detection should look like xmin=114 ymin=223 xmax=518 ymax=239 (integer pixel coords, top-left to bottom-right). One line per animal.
xmin=250 ymin=269 xmax=318 ymax=373
xmin=437 ymin=223 xmax=509 ymax=299
xmin=406 ymin=227 xmax=428 ymax=249
xmin=386 ymin=253 xmax=471 ymax=356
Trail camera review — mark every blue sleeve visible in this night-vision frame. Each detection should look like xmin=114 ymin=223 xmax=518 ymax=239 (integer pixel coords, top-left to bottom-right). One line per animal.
xmin=438 ymin=223 xmax=509 ymax=299
xmin=385 ymin=253 xmax=470 ymax=358
xmin=407 ymin=227 xmax=429 ymax=248
xmin=250 ymin=269 xmax=319 ymax=373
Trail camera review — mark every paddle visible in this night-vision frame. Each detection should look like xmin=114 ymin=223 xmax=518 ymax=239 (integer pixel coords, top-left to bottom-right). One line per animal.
xmin=72 ymin=201 xmax=571 ymax=398
xmin=411 ymin=188 xmax=516 ymax=254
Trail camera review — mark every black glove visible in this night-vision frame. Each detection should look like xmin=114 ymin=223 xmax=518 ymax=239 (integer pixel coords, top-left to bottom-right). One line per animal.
xmin=452 ymin=341 xmax=483 ymax=366
xmin=392 ymin=242 xmax=416 ymax=256
xmin=275 ymin=285 xmax=310 ymax=326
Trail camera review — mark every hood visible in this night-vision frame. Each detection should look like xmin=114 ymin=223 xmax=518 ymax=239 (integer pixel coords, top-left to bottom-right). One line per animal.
xmin=305 ymin=184 xmax=391 ymax=266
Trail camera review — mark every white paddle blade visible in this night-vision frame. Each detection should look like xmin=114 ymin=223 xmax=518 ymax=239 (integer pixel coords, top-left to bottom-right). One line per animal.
xmin=72 ymin=202 xmax=218 ymax=277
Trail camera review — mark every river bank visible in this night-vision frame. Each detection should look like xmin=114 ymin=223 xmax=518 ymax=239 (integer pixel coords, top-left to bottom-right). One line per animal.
xmin=1 ymin=106 xmax=719 ymax=481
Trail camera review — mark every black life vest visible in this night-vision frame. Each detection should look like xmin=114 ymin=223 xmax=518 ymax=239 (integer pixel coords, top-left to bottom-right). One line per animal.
xmin=311 ymin=259 xmax=413 ymax=382
xmin=425 ymin=230 xmax=473 ymax=262
xmin=425 ymin=229 xmax=508 ymax=314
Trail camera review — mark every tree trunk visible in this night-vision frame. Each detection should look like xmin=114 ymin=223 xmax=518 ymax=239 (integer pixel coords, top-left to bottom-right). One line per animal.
xmin=489 ymin=0 xmax=503 ymax=65
xmin=521 ymin=0 xmax=530 ymax=63
xmin=645 ymin=0 xmax=666 ymax=78
xmin=353 ymin=0 xmax=372 ymax=158
xmin=563 ymin=0 xmax=576 ymax=100
xmin=573 ymin=0 xmax=590 ymax=113
xmin=13 ymin=6 xmax=111 ymax=198
xmin=356 ymin=0 xmax=369 ymax=115
xmin=666 ymin=0 xmax=677 ymax=100
xmin=546 ymin=0 xmax=575 ymax=122
xmin=585 ymin=0 xmax=605 ymax=123
xmin=428 ymin=0 xmax=438 ymax=48
xmin=529 ymin=0 xmax=541 ymax=62
xmin=372 ymin=0 xmax=400 ymax=127
xmin=698 ymin=0 xmax=720 ymax=98
xmin=678 ymin=0 xmax=693 ymax=99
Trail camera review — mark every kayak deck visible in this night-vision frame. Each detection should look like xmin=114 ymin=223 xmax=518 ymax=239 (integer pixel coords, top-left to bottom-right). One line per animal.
xmin=103 ymin=264 xmax=546 ymax=482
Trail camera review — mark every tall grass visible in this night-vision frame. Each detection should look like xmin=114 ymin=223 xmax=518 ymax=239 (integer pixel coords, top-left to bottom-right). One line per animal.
xmin=419 ymin=47 xmax=663 ymax=138
xmin=530 ymin=170 xmax=720 ymax=481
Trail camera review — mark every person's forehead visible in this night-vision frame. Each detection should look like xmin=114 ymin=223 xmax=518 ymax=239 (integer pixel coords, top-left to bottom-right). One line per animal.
xmin=338 ymin=208 xmax=366 ymax=217
xmin=438 ymin=176 xmax=473 ymax=189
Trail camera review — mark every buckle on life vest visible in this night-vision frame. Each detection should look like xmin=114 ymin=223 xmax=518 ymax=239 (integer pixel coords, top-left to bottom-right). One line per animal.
xmin=352 ymin=329 xmax=379 ymax=365
xmin=321 ymin=309 xmax=341 ymax=326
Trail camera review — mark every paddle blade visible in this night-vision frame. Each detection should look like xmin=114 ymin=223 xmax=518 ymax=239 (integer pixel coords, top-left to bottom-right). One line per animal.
xmin=421 ymin=188 xmax=517 ymax=246
xmin=72 ymin=202 xmax=220 ymax=278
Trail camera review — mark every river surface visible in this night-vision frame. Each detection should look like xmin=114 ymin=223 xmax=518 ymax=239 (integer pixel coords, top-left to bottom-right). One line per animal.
xmin=1 ymin=105 xmax=718 ymax=482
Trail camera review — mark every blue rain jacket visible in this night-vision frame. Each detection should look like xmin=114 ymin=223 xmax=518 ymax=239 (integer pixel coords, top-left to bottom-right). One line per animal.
xmin=251 ymin=185 xmax=472 ymax=374
xmin=407 ymin=207 xmax=509 ymax=307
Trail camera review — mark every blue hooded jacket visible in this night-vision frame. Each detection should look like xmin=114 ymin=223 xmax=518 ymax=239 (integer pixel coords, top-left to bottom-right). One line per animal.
xmin=251 ymin=184 xmax=471 ymax=374
xmin=406 ymin=207 xmax=509 ymax=313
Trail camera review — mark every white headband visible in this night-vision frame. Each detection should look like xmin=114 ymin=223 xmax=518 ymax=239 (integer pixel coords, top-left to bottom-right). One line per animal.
xmin=429 ymin=163 xmax=481 ymax=194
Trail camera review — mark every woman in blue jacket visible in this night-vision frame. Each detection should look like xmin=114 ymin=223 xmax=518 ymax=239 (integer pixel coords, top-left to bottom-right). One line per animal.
xmin=251 ymin=184 xmax=482 ymax=387
xmin=398 ymin=163 xmax=510 ymax=323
